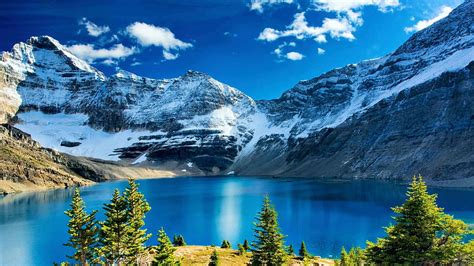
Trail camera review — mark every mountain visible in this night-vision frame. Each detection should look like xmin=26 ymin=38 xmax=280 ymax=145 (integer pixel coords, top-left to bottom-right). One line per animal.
xmin=0 ymin=124 xmax=99 ymax=194
xmin=1 ymin=0 xmax=473 ymax=184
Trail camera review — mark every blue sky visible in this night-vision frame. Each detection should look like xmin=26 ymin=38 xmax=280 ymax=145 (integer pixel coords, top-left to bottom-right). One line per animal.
xmin=0 ymin=0 xmax=463 ymax=99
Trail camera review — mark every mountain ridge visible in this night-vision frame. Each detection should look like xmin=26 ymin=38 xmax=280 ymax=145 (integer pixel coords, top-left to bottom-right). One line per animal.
xmin=1 ymin=0 xmax=473 ymax=184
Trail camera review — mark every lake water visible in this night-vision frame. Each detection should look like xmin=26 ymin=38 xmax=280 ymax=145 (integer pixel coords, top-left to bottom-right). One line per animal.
xmin=1 ymin=176 xmax=473 ymax=265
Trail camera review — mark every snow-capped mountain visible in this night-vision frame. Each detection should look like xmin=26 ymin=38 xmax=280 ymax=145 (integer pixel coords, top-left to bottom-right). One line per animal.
xmin=1 ymin=0 xmax=473 ymax=181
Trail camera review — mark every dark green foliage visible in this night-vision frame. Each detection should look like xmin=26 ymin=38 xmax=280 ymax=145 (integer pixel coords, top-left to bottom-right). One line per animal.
xmin=153 ymin=227 xmax=177 ymax=265
xmin=209 ymin=249 xmax=219 ymax=266
xmin=173 ymin=235 xmax=186 ymax=246
xmin=287 ymin=245 xmax=294 ymax=256
xmin=238 ymin=244 xmax=245 ymax=255
xmin=299 ymin=241 xmax=310 ymax=258
xmin=339 ymin=247 xmax=365 ymax=265
xmin=123 ymin=178 xmax=152 ymax=263
xmin=250 ymin=196 xmax=287 ymax=265
xmin=340 ymin=247 xmax=349 ymax=265
xmin=221 ymin=240 xmax=231 ymax=249
xmin=459 ymin=240 xmax=474 ymax=263
xmin=366 ymin=176 xmax=471 ymax=264
xmin=243 ymin=239 xmax=250 ymax=251
xmin=64 ymin=188 xmax=99 ymax=265
xmin=99 ymin=189 xmax=130 ymax=265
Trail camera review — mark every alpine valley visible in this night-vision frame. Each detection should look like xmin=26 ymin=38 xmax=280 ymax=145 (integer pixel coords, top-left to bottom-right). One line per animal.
xmin=1 ymin=0 xmax=474 ymax=192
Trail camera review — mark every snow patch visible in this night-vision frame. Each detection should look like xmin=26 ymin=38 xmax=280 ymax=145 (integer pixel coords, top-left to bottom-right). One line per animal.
xmin=16 ymin=111 xmax=155 ymax=160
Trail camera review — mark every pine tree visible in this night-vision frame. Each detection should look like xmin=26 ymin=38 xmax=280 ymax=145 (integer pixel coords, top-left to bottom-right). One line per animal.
xmin=99 ymin=189 xmax=130 ymax=265
xmin=243 ymin=239 xmax=250 ymax=251
xmin=287 ymin=245 xmax=294 ymax=256
xmin=366 ymin=176 xmax=470 ymax=264
xmin=221 ymin=240 xmax=231 ymax=248
xmin=173 ymin=235 xmax=186 ymax=246
xmin=238 ymin=244 xmax=246 ymax=255
xmin=123 ymin=178 xmax=152 ymax=263
xmin=459 ymin=240 xmax=474 ymax=264
xmin=64 ymin=188 xmax=99 ymax=265
xmin=299 ymin=241 xmax=310 ymax=258
xmin=340 ymin=247 xmax=349 ymax=265
xmin=153 ymin=227 xmax=177 ymax=265
xmin=209 ymin=249 xmax=219 ymax=266
xmin=250 ymin=195 xmax=287 ymax=265
xmin=352 ymin=247 xmax=365 ymax=265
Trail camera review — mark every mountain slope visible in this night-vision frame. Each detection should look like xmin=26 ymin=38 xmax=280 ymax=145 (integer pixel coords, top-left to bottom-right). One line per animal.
xmin=1 ymin=0 xmax=473 ymax=183
xmin=0 ymin=124 xmax=99 ymax=194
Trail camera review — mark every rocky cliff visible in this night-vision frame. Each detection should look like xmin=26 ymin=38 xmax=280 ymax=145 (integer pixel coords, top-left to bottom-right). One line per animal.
xmin=1 ymin=0 xmax=473 ymax=184
xmin=0 ymin=124 xmax=101 ymax=193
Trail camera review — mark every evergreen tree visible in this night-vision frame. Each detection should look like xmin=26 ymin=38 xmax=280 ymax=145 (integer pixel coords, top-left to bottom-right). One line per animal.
xmin=238 ymin=244 xmax=246 ymax=255
xmin=250 ymin=196 xmax=287 ymax=265
xmin=64 ymin=188 xmax=99 ymax=265
xmin=123 ymin=178 xmax=152 ymax=263
xmin=221 ymin=240 xmax=231 ymax=249
xmin=173 ymin=235 xmax=186 ymax=246
xmin=459 ymin=240 xmax=474 ymax=264
xmin=340 ymin=247 xmax=349 ymax=265
xmin=153 ymin=227 xmax=177 ymax=265
xmin=299 ymin=241 xmax=310 ymax=258
xmin=99 ymin=189 xmax=130 ymax=265
xmin=243 ymin=239 xmax=250 ymax=251
xmin=366 ymin=176 xmax=471 ymax=264
xmin=209 ymin=249 xmax=219 ymax=266
xmin=287 ymin=245 xmax=294 ymax=256
xmin=352 ymin=247 xmax=365 ymax=265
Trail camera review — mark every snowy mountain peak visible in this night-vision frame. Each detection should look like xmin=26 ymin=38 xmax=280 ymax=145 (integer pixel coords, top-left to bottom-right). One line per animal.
xmin=113 ymin=69 xmax=146 ymax=81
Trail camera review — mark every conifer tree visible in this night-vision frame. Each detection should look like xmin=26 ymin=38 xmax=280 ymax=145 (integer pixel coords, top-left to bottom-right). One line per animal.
xmin=64 ymin=188 xmax=99 ymax=265
xmin=238 ymin=244 xmax=245 ymax=255
xmin=123 ymin=178 xmax=152 ymax=263
xmin=352 ymin=247 xmax=365 ymax=265
xmin=340 ymin=247 xmax=349 ymax=265
xmin=287 ymin=245 xmax=294 ymax=256
xmin=299 ymin=241 xmax=310 ymax=258
xmin=209 ymin=249 xmax=219 ymax=266
xmin=250 ymin=196 xmax=287 ymax=265
xmin=153 ymin=227 xmax=177 ymax=265
xmin=366 ymin=176 xmax=471 ymax=264
xmin=221 ymin=240 xmax=231 ymax=249
xmin=243 ymin=239 xmax=250 ymax=251
xmin=99 ymin=189 xmax=130 ymax=265
xmin=173 ymin=235 xmax=187 ymax=246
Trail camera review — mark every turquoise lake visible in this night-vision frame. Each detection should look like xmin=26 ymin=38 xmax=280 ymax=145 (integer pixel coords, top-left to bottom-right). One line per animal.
xmin=1 ymin=176 xmax=473 ymax=265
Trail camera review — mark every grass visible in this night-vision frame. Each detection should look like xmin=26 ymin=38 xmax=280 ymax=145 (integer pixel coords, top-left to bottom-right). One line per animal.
xmin=161 ymin=246 xmax=336 ymax=266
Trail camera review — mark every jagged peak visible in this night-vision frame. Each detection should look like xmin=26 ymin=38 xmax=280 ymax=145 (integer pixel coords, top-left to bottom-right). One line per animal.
xmin=183 ymin=69 xmax=211 ymax=79
xmin=6 ymin=35 xmax=105 ymax=78
xmin=26 ymin=36 xmax=64 ymax=50
xmin=113 ymin=69 xmax=143 ymax=80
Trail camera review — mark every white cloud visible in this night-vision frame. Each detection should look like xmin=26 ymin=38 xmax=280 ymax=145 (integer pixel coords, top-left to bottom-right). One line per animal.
xmin=67 ymin=43 xmax=135 ymax=63
xmin=79 ymin=18 xmax=110 ymax=37
xmin=315 ymin=34 xmax=327 ymax=43
xmin=249 ymin=0 xmax=294 ymax=12
xmin=126 ymin=22 xmax=192 ymax=50
xmin=273 ymin=42 xmax=297 ymax=58
xmin=126 ymin=22 xmax=192 ymax=60
xmin=258 ymin=12 xmax=355 ymax=43
xmin=317 ymin=47 xmax=326 ymax=54
xmin=286 ymin=51 xmax=304 ymax=60
xmin=404 ymin=5 xmax=452 ymax=33
xmin=257 ymin=0 xmax=401 ymax=50
xmin=163 ymin=50 xmax=179 ymax=60
xmin=313 ymin=0 xmax=400 ymax=13
xmin=224 ymin=31 xmax=238 ymax=37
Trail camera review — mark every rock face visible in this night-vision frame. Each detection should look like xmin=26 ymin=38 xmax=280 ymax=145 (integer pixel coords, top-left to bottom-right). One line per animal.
xmin=0 ymin=124 xmax=103 ymax=194
xmin=1 ymin=0 xmax=474 ymax=182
